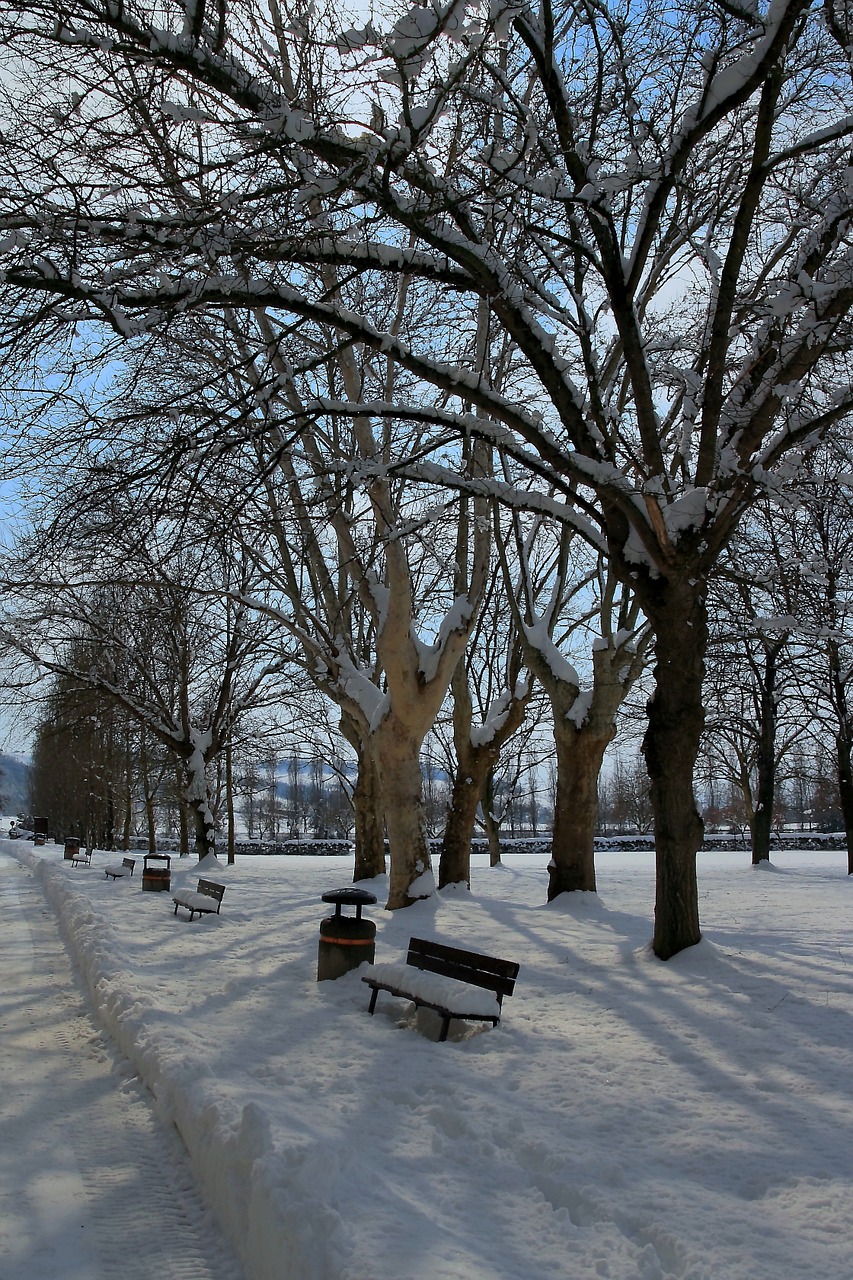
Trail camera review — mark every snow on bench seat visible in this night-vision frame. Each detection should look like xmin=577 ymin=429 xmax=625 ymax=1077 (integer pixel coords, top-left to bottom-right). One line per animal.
xmin=362 ymin=938 xmax=518 ymax=1041
xmin=362 ymin=962 xmax=502 ymax=1019
xmin=104 ymin=858 xmax=136 ymax=879
xmin=173 ymin=879 xmax=225 ymax=921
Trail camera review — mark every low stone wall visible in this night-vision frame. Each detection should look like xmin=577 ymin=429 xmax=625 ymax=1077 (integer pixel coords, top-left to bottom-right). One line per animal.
xmin=596 ymin=832 xmax=847 ymax=852
xmin=236 ymin=831 xmax=850 ymax=857
xmin=121 ymin=831 xmax=848 ymax=858
xmin=234 ymin=839 xmax=353 ymax=857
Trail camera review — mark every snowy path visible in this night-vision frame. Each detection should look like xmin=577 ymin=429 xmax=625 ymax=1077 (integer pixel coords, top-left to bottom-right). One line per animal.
xmin=0 ymin=850 xmax=245 ymax=1280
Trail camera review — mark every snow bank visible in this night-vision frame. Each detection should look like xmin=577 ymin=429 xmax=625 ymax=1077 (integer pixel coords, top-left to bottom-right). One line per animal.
xmin=363 ymin=961 xmax=502 ymax=1017
xmin=10 ymin=840 xmax=853 ymax=1280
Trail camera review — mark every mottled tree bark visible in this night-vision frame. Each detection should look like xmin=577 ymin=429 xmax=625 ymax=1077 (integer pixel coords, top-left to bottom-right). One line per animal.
xmin=752 ymin=645 xmax=780 ymax=865
xmin=482 ymin=771 xmax=502 ymax=866
xmin=828 ymin=640 xmax=853 ymax=875
xmin=175 ymin=762 xmax=190 ymax=856
xmin=439 ymin=659 xmax=530 ymax=888
xmin=549 ymin=718 xmax=609 ymax=896
xmin=375 ymin=713 xmax=433 ymax=908
xmin=441 ymin=761 xmax=483 ymax=888
xmin=352 ymin=749 xmax=386 ymax=880
xmin=642 ymin=583 xmax=707 ymax=960
xmin=186 ymin=787 xmax=216 ymax=861
xmin=225 ymin=736 xmax=236 ymax=865
xmin=142 ymin=749 xmax=157 ymax=856
xmin=341 ymin=712 xmax=386 ymax=881
xmin=836 ymin=735 xmax=853 ymax=875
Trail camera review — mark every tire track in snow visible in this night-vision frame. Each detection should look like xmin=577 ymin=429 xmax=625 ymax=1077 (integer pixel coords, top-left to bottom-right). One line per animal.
xmin=0 ymin=851 xmax=245 ymax=1280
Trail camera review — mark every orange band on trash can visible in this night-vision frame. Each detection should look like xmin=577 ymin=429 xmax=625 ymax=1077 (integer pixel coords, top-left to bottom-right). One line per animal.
xmin=319 ymin=935 xmax=375 ymax=946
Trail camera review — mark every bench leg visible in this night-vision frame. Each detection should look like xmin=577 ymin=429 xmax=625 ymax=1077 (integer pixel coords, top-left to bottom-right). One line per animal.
xmin=439 ymin=1015 xmax=451 ymax=1043
xmin=368 ymin=987 xmax=379 ymax=1015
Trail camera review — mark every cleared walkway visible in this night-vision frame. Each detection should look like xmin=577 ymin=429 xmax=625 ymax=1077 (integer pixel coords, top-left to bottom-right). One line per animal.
xmin=0 ymin=849 xmax=245 ymax=1280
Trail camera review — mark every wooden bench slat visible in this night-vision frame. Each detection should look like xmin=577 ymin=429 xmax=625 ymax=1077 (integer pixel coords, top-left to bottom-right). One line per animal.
xmin=408 ymin=937 xmax=519 ymax=980
xmin=105 ymin=857 xmax=136 ymax=880
xmin=406 ymin=937 xmax=518 ymax=1000
xmin=173 ymin=878 xmax=225 ymax=921
xmin=363 ymin=937 xmax=518 ymax=1041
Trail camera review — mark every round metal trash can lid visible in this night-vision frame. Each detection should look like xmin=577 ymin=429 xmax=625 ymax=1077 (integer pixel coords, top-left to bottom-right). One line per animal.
xmin=321 ymin=887 xmax=378 ymax=906
xmin=321 ymin=887 xmax=378 ymax=918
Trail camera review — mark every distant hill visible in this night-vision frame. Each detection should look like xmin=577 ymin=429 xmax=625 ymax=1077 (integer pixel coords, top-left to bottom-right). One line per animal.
xmin=0 ymin=753 xmax=30 ymax=814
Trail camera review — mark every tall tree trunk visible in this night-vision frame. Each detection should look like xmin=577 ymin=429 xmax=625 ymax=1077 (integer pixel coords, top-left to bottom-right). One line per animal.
xmin=352 ymin=743 xmax=386 ymax=881
xmin=142 ymin=746 xmax=157 ymax=855
xmin=145 ymin=793 xmax=157 ymax=854
xmin=829 ymin=641 xmax=853 ymax=875
xmin=186 ymin=792 xmax=215 ymax=861
xmin=440 ymin=658 xmax=529 ymax=888
xmin=482 ymin=769 xmax=502 ymax=866
xmin=105 ymin=778 xmax=116 ymax=850
xmin=530 ymin=636 xmax=638 ymax=899
xmin=175 ymin=760 xmax=190 ymax=855
xmin=752 ymin=646 xmax=779 ymax=865
xmin=375 ymin=714 xmax=432 ymax=909
xmin=121 ymin=791 xmax=132 ymax=851
xmin=183 ymin=749 xmax=216 ymax=861
xmin=441 ymin=749 xmax=489 ymax=889
xmin=642 ymin=583 xmax=706 ymax=960
xmin=245 ymin=780 xmax=256 ymax=840
xmin=225 ymin=736 xmax=236 ymax=865
xmin=548 ymin=718 xmax=612 ymax=896
xmin=340 ymin=711 xmax=386 ymax=881
xmin=836 ymin=733 xmax=853 ymax=875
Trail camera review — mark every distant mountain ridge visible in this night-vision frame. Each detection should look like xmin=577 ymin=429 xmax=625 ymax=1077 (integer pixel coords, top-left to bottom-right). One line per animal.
xmin=0 ymin=753 xmax=30 ymax=813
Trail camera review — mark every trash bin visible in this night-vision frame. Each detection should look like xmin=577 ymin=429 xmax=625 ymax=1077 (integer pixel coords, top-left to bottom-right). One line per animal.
xmin=317 ymin=888 xmax=377 ymax=981
xmin=64 ymin=837 xmax=81 ymax=861
xmin=142 ymin=853 xmax=172 ymax=892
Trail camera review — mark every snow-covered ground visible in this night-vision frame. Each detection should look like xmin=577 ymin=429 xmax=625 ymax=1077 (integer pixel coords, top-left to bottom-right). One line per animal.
xmin=3 ymin=838 xmax=851 ymax=1280
xmin=0 ymin=844 xmax=244 ymax=1280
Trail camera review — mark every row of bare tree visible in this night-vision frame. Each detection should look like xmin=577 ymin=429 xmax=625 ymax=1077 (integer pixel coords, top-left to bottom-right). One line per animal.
xmin=9 ymin=443 xmax=853 ymax=894
xmin=1 ymin=0 xmax=852 ymax=956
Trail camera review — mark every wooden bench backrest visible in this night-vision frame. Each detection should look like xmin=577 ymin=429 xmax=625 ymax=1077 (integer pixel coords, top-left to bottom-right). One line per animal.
xmin=407 ymin=937 xmax=519 ymax=1001
xmin=197 ymin=878 xmax=225 ymax=903
xmin=123 ymin=858 xmax=136 ymax=870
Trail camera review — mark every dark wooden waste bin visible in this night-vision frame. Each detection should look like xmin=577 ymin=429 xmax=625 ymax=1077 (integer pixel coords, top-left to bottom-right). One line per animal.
xmin=64 ymin=837 xmax=81 ymax=861
xmin=317 ymin=887 xmax=377 ymax=981
xmin=142 ymin=853 xmax=172 ymax=892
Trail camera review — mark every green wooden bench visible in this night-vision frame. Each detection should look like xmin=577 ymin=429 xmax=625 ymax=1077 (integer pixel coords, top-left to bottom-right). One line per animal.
xmin=362 ymin=937 xmax=519 ymax=1041
xmin=172 ymin=878 xmax=225 ymax=921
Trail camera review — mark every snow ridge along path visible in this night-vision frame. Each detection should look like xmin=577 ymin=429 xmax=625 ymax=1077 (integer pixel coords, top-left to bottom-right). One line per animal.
xmin=5 ymin=839 xmax=853 ymax=1280
xmin=0 ymin=849 xmax=245 ymax=1280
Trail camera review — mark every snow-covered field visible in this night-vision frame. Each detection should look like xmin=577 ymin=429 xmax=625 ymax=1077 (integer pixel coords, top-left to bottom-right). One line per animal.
xmin=5 ymin=839 xmax=852 ymax=1280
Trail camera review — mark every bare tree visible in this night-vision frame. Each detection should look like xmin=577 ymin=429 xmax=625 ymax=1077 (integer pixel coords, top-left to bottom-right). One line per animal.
xmin=497 ymin=511 xmax=650 ymax=895
xmin=782 ymin=452 xmax=853 ymax=871
xmin=429 ymin=562 xmax=533 ymax=887
xmin=2 ymin=1 xmax=853 ymax=952
xmin=607 ymin=753 xmax=656 ymax=835
xmin=703 ymin=508 xmax=808 ymax=863
xmin=28 ymin=654 xmax=135 ymax=849
xmin=1 ymin=514 xmax=288 ymax=859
